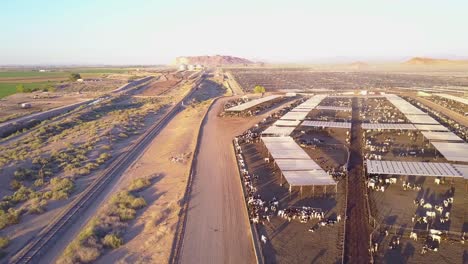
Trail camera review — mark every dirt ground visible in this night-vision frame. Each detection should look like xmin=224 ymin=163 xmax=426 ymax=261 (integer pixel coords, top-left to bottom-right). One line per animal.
xmin=363 ymin=130 xmax=448 ymax=162
xmin=0 ymin=73 xmax=197 ymax=261
xmin=87 ymin=79 xmax=225 ymax=263
xmin=369 ymin=177 xmax=467 ymax=263
xmin=139 ymin=74 xmax=182 ymax=96
xmin=240 ymin=141 xmax=346 ymax=264
xmin=0 ymin=92 xmax=94 ymax=121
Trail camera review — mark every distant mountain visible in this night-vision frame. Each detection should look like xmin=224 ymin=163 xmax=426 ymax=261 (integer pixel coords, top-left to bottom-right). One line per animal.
xmin=404 ymin=57 xmax=468 ymax=65
xmin=348 ymin=61 xmax=369 ymax=69
xmin=174 ymin=55 xmax=253 ymax=66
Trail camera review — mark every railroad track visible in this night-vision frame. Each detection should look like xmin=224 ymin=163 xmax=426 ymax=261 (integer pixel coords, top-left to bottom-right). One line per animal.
xmin=9 ymin=76 xmax=203 ymax=264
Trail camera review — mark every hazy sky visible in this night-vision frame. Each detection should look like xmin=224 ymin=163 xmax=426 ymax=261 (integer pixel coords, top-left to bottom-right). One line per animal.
xmin=1 ymin=0 xmax=467 ymax=65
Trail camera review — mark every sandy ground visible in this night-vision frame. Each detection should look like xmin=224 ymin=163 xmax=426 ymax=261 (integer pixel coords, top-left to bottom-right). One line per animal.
xmin=0 ymin=92 xmax=94 ymax=122
xmin=74 ymin=79 xmax=225 ymax=263
xmin=0 ymin=74 xmax=193 ymax=262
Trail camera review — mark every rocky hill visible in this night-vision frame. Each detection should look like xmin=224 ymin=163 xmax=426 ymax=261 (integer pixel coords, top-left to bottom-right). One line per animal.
xmin=174 ymin=55 xmax=253 ymax=66
xmin=404 ymin=57 xmax=468 ymax=66
xmin=348 ymin=61 xmax=369 ymax=70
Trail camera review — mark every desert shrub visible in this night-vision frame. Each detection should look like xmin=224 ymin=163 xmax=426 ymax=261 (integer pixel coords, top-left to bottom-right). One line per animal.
xmin=0 ymin=202 xmax=11 ymax=211
xmin=0 ymin=208 xmax=21 ymax=230
xmin=84 ymin=162 xmax=98 ymax=171
xmin=0 ymin=237 xmax=9 ymax=249
xmin=13 ymin=168 xmax=33 ymax=181
xmin=77 ymin=167 xmax=91 ymax=175
xmin=118 ymin=133 xmax=128 ymax=138
xmin=128 ymin=178 xmax=151 ymax=192
xmin=111 ymin=191 xmax=146 ymax=209
xmin=101 ymin=145 xmax=111 ymax=150
xmin=42 ymin=191 xmax=53 ymax=200
xmin=34 ymin=178 xmax=44 ymax=187
xmin=28 ymin=198 xmax=47 ymax=214
xmin=49 ymin=178 xmax=74 ymax=200
xmin=51 ymin=178 xmax=74 ymax=193
xmin=10 ymin=180 xmax=22 ymax=191
xmin=9 ymin=186 xmax=35 ymax=203
xmin=75 ymin=245 xmax=100 ymax=263
xmin=130 ymin=197 xmax=146 ymax=209
xmin=102 ymin=233 xmax=123 ymax=249
xmin=112 ymin=207 xmax=135 ymax=221
xmin=51 ymin=190 xmax=69 ymax=200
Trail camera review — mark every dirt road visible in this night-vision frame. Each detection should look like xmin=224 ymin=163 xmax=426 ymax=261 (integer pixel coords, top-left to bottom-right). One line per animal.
xmin=344 ymin=98 xmax=370 ymax=264
xmin=179 ymin=98 xmax=292 ymax=264
xmin=410 ymin=95 xmax=468 ymax=127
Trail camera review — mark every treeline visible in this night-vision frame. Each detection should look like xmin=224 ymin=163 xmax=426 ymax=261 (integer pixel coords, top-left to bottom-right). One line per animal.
xmin=16 ymin=83 xmax=56 ymax=93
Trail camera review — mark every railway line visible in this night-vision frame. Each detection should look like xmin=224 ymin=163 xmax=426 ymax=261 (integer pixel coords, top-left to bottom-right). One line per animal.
xmin=8 ymin=75 xmax=203 ymax=264
xmin=344 ymin=98 xmax=371 ymax=264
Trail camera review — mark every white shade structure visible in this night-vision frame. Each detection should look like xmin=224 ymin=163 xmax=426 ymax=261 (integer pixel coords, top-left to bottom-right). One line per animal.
xmin=414 ymin=124 xmax=450 ymax=131
xmin=421 ymin=131 xmax=464 ymax=142
xmin=366 ymin=160 xmax=463 ymax=177
xmin=453 ymin=164 xmax=468 ymax=179
xmin=273 ymin=120 xmax=301 ymax=127
xmin=275 ymin=159 xmax=322 ymax=171
xmin=280 ymin=111 xmax=309 ymax=121
xmin=405 ymin=114 xmax=440 ymax=124
xmin=431 ymin=142 xmax=468 ymax=162
xmin=262 ymin=126 xmax=296 ymax=137
xmin=282 ymin=170 xmax=336 ymax=186
xmin=316 ymin=106 xmax=352 ymax=111
xmin=301 ymin=120 xmax=351 ymax=129
xmin=362 ymin=123 xmax=417 ymax=130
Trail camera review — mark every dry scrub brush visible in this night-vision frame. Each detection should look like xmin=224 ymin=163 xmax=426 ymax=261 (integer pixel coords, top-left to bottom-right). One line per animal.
xmin=58 ymin=177 xmax=152 ymax=263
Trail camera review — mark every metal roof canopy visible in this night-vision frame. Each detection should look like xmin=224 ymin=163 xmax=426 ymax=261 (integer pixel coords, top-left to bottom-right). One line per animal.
xmin=405 ymin=114 xmax=440 ymax=124
xmin=421 ymin=131 xmax=464 ymax=142
xmin=431 ymin=142 xmax=468 ymax=162
xmin=261 ymin=136 xmax=295 ymax=143
xmin=414 ymin=124 xmax=450 ymax=131
xmin=316 ymin=106 xmax=352 ymax=111
xmin=280 ymin=111 xmax=309 ymax=121
xmin=435 ymin=94 xmax=468 ymax=105
xmin=226 ymin=95 xmax=281 ymax=112
xmin=366 ymin=160 xmax=463 ymax=177
xmin=290 ymin=108 xmax=312 ymax=112
xmin=282 ymin=170 xmax=336 ymax=186
xmin=362 ymin=123 xmax=417 ymax=130
xmin=453 ymin=164 xmax=468 ymax=180
xmin=301 ymin=120 xmax=351 ymax=129
xmin=385 ymin=95 xmax=427 ymax=115
xmin=262 ymin=126 xmax=296 ymax=136
xmin=273 ymin=120 xmax=301 ymax=127
xmin=262 ymin=137 xmax=311 ymax=159
xmin=275 ymin=159 xmax=322 ymax=171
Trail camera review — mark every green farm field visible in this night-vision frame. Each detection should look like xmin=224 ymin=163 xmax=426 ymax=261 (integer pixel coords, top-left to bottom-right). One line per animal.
xmin=0 ymin=82 xmax=56 ymax=98
xmin=0 ymin=68 xmax=133 ymax=98
xmin=0 ymin=68 xmax=132 ymax=82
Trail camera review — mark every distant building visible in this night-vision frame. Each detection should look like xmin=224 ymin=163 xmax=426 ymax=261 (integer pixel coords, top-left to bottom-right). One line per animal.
xmin=179 ymin=64 xmax=188 ymax=71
